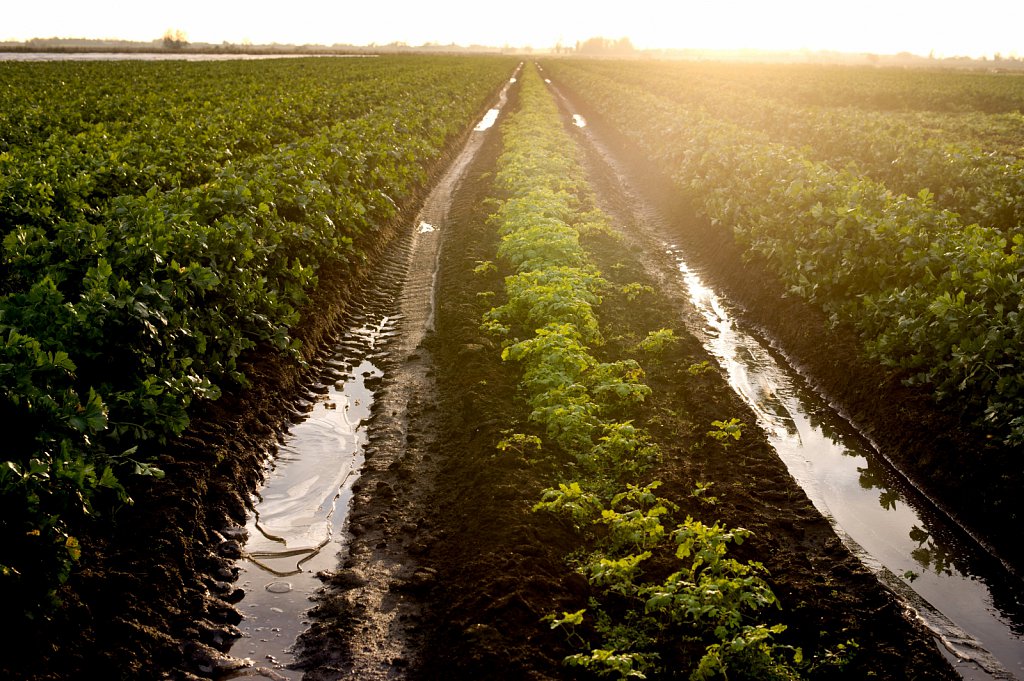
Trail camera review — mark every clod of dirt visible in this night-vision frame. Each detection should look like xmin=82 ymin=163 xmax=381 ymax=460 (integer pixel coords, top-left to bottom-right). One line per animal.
xmin=182 ymin=641 xmax=250 ymax=675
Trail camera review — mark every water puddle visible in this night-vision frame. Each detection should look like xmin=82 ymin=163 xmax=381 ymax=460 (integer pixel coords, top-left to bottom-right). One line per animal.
xmin=223 ymin=315 xmax=395 ymax=679
xmin=474 ymin=65 xmax=521 ymax=132
xmin=671 ymin=253 xmax=1024 ymax=680
xmin=572 ymin=114 xmax=587 ymax=128
xmin=474 ymin=108 xmax=501 ymax=132
xmin=418 ymin=221 xmax=436 ymax=233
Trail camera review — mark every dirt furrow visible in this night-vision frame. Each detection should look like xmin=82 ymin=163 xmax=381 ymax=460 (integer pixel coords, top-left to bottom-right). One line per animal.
xmin=292 ymin=76 xmax=519 ymax=679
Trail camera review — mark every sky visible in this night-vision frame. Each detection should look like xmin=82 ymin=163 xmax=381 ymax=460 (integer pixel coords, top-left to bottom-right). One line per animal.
xmin=3 ymin=0 xmax=1021 ymax=58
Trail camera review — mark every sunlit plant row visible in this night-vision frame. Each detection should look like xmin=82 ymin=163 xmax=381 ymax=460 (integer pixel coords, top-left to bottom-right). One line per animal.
xmin=649 ymin=61 xmax=1024 ymax=115
xmin=545 ymin=60 xmax=1024 ymax=448
xmin=482 ymin=65 xmax=804 ymax=680
xmin=558 ymin=59 xmax=1024 ymax=236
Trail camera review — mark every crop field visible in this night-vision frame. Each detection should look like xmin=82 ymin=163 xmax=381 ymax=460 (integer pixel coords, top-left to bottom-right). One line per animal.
xmin=2 ymin=55 xmax=1022 ymax=680
xmin=0 ymin=53 xmax=513 ymax=660
xmin=544 ymin=59 xmax=1024 ymax=447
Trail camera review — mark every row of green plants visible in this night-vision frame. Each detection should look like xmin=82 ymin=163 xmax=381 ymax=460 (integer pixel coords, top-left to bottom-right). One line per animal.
xmin=482 ymin=65 xmax=805 ymax=680
xmin=665 ymin=61 xmax=1024 ymax=115
xmin=897 ymin=108 xmax=1024 ymax=157
xmin=544 ymin=60 xmax=1024 ymax=447
xmin=0 ymin=58 xmax=498 ymax=234
xmin=557 ymin=59 xmax=1024 ymax=236
xmin=1 ymin=56 xmax=514 ymax=619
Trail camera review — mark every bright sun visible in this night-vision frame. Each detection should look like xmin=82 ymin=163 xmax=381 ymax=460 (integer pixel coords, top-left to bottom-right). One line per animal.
xmin=2 ymin=0 xmax=1020 ymax=58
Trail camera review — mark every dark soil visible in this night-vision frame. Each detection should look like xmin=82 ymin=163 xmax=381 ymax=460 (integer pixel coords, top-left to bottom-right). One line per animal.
xmin=3 ymin=66 xmax=969 ymax=681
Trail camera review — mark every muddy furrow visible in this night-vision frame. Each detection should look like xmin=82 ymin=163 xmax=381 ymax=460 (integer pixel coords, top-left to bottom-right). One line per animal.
xmin=289 ymin=71 xmax=521 ymax=680
xmin=543 ymin=77 xmax=1024 ymax=680
xmin=221 ymin=250 xmax=408 ymax=680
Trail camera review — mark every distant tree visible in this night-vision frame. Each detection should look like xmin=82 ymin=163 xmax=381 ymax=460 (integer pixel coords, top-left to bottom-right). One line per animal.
xmin=578 ymin=37 xmax=610 ymax=54
xmin=614 ymin=37 xmax=635 ymax=54
xmin=162 ymin=29 xmax=188 ymax=50
xmin=578 ymin=36 xmax=635 ymax=55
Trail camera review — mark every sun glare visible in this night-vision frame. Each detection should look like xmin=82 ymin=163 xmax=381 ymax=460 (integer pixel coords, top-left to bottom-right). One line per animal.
xmin=2 ymin=0 xmax=1020 ymax=58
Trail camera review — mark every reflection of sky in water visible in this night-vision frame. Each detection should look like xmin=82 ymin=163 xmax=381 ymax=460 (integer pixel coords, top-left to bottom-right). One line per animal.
xmin=673 ymin=253 xmax=1024 ymax=680
xmin=473 ymin=108 xmax=500 ymax=131
xmin=227 ymin=316 xmax=392 ymax=679
xmin=244 ymin=357 xmax=380 ymax=575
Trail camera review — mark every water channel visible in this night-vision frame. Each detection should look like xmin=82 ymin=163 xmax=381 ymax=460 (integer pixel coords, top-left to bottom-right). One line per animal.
xmin=221 ymin=67 xmax=520 ymax=679
xmin=672 ymin=256 xmax=1024 ymax=680
xmin=224 ymin=314 xmax=391 ymax=679
xmin=550 ymin=78 xmax=1024 ymax=680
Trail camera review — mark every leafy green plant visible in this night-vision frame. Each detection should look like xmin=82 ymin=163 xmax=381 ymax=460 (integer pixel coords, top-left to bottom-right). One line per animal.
xmin=687 ymin=361 xmax=714 ymax=376
xmin=707 ymin=418 xmax=744 ymax=446
xmin=534 ymin=482 xmax=605 ymax=528
xmin=635 ymin=328 xmax=678 ymax=355
xmin=621 ymin=282 xmax=655 ymax=302
xmin=473 ymin=259 xmax=497 ymax=274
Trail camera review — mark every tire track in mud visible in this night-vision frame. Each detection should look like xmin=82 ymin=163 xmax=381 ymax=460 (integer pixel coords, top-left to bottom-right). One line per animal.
xmin=223 ymin=265 xmax=404 ymax=680
xmin=291 ymin=70 xmax=521 ymax=680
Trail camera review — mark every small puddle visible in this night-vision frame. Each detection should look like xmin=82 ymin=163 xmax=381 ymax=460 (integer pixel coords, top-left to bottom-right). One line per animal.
xmin=418 ymin=221 xmax=436 ymax=233
xmin=224 ymin=315 xmax=395 ymax=679
xmin=474 ymin=65 xmax=521 ymax=132
xmin=572 ymin=114 xmax=587 ymax=128
xmin=671 ymin=253 xmax=1024 ymax=680
xmin=473 ymin=108 xmax=500 ymax=132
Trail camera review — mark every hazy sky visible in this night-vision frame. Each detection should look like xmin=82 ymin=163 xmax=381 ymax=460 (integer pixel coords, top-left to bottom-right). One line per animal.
xmin=3 ymin=0 xmax=1021 ymax=58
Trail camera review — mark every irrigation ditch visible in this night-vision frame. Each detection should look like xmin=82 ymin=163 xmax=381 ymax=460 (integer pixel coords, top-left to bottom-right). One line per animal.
xmin=542 ymin=67 xmax=1024 ymax=680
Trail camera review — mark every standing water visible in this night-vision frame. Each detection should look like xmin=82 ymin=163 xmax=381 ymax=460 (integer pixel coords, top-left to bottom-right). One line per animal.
xmin=225 ymin=313 xmax=393 ymax=679
xmin=670 ymin=254 xmax=1024 ymax=680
